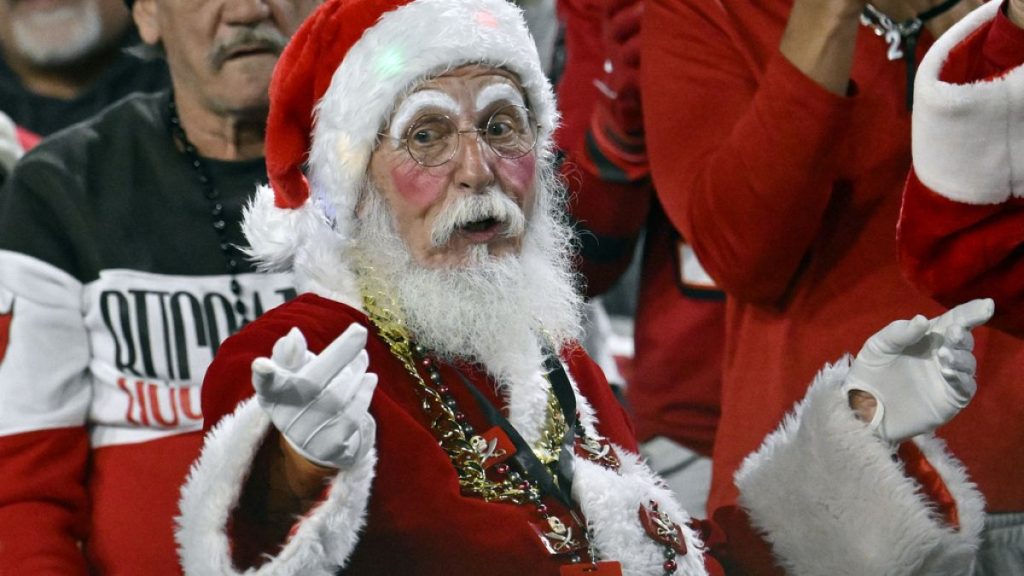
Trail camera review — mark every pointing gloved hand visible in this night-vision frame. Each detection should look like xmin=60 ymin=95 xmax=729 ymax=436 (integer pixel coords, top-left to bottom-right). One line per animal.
xmin=843 ymin=298 xmax=994 ymax=444
xmin=252 ymin=324 xmax=378 ymax=469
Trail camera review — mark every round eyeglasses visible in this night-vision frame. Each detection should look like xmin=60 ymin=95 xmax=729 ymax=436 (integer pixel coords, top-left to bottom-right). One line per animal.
xmin=380 ymin=104 xmax=539 ymax=167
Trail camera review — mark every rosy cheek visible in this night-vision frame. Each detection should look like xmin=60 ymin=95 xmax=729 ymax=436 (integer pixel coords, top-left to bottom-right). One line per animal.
xmin=390 ymin=162 xmax=446 ymax=208
xmin=497 ymin=153 xmax=536 ymax=194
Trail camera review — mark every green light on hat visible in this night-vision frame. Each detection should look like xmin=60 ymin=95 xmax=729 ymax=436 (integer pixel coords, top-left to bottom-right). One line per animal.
xmin=374 ymin=46 xmax=406 ymax=79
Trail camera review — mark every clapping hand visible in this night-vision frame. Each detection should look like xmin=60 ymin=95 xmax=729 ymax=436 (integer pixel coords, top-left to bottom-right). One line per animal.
xmin=252 ymin=324 xmax=378 ymax=469
xmin=843 ymin=298 xmax=994 ymax=443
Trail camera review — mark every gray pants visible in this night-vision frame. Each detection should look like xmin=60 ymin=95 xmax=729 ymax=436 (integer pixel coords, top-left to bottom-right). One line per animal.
xmin=973 ymin=512 xmax=1024 ymax=576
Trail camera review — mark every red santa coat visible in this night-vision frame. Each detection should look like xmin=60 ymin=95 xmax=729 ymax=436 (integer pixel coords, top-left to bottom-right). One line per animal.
xmin=899 ymin=1 xmax=1024 ymax=338
xmin=177 ymin=293 xmax=984 ymax=576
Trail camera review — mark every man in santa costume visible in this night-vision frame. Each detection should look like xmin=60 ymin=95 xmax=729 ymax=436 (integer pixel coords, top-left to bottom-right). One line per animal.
xmin=899 ymin=0 xmax=1024 ymax=340
xmin=176 ymin=0 xmax=995 ymax=573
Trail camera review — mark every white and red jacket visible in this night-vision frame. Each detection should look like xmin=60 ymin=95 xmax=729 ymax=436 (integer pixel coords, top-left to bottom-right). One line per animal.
xmin=0 ymin=92 xmax=295 ymax=575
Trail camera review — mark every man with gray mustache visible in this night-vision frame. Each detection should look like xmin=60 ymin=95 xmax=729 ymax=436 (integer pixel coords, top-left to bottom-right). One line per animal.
xmin=0 ymin=0 xmax=168 ymax=140
xmin=0 ymin=0 xmax=320 ymax=574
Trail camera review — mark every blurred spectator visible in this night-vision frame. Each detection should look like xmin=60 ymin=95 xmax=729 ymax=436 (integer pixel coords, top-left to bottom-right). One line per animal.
xmin=642 ymin=0 xmax=1024 ymax=567
xmin=0 ymin=0 xmax=319 ymax=573
xmin=0 ymin=0 xmax=168 ymax=140
xmin=557 ymin=0 xmax=722 ymax=516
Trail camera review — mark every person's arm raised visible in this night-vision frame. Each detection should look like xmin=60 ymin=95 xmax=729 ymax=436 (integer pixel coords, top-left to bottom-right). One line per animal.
xmin=780 ymin=0 xmax=864 ymax=95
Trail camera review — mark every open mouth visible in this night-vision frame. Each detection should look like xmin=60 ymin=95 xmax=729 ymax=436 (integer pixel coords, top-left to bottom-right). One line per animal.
xmin=456 ymin=217 xmax=505 ymax=242
xmin=460 ymin=217 xmax=500 ymax=233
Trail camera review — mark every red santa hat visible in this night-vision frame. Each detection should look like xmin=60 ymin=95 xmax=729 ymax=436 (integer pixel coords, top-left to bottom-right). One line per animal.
xmin=243 ymin=0 xmax=558 ymax=293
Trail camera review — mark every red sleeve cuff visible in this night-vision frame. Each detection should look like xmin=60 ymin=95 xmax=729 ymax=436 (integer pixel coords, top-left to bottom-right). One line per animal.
xmin=762 ymin=50 xmax=854 ymax=122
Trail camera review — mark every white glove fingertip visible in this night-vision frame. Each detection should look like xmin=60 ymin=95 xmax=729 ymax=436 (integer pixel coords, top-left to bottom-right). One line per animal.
xmin=273 ymin=328 xmax=310 ymax=370
xmin=302 ymin=324 xmax=369 ymax=384
xmin=251 ymin=356 xmax=274 ymax=374
xmin=890 ymin=316 xmax=930 ymax=348
xmin=350 ymin=349 xmax=371 ymax=375
xmin=960 ymin=298 xmax=995 ymax=329
xmin=350 ymin=373 xmax=378 ymax=411
xmin=251 ymin=358 xmax=279 ymax=395
xmin=363 ymin=371 xmax=378 ymax=389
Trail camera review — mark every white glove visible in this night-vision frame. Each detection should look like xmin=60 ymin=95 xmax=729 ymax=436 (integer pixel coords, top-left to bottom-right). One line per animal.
xmin=843 ymin=298 xmax=994 ymax=444
xmin=252 ymin=324 xmax=378 ymax=469
xmin=0 ymin=111 xmax=24 ymax=178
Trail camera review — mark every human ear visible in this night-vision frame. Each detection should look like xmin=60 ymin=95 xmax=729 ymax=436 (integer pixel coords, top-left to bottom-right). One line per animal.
xmin=132 ymin=0 xmax=162 ymax=46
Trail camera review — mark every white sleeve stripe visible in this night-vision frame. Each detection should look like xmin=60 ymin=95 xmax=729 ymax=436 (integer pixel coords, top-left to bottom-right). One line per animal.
xmin=0 ymin=249 xmax=83 ymax=306
xmin=0 ymin=250 xmax=90 ymax=434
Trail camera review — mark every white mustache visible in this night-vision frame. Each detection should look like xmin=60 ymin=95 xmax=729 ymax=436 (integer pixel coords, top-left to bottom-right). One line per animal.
xmin=430 ymin=189 xmax=527 ymax=247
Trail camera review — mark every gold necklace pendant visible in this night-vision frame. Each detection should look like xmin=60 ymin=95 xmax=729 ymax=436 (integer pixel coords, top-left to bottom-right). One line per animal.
xmin=360 ymin=276 xmax=563 ymax=504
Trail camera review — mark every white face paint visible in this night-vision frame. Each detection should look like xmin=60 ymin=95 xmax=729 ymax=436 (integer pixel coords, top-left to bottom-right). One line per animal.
xmin=474 ymin=82 xmax=526 ymax=114
xmin=9 ymin=0 xmax=104 ymax=67
xmin=385 ymin=82 xmax=527 ymax=144
xmin=386 ymin=90 xmax=460 ymax=142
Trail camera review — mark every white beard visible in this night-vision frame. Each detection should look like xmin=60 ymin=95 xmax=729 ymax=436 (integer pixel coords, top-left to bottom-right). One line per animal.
xmin=10 ymin=0 xmax=104 ymax=67
xmin=353 ymin=167 xmax=584 ymax=390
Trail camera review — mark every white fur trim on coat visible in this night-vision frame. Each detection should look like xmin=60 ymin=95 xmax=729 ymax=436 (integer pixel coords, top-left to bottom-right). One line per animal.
xmin=176 ymin=398 xmax=376 ymax=576
xmin=912 ymin=0 xmax=1024 ymax=204
xmin=574 ymin=449 xmax=708 ymax=576
xmin=736 ymin=358 xmax=984 ymax=576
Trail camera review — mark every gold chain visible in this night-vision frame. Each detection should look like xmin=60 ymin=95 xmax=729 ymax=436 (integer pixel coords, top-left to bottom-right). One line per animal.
xmin=360 ymin=273 xmax=567 ymax=504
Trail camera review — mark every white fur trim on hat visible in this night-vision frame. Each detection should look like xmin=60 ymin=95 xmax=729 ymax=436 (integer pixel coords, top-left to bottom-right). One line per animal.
xmin=736 ymin=357 xmax=984 ymax=576
xmin=176 ymin=398 xmax=376 ymax=575
xmin=912 ymin=0 xmax=1024 ymax=205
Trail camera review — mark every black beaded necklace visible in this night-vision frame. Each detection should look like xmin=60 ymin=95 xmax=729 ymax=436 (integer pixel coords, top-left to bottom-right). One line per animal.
xmin=166 ymin=96 xmax=249 ymax=323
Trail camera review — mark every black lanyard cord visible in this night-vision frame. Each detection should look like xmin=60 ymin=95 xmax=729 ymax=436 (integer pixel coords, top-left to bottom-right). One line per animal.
xmin=862 ymin=0 xmax=965 ymax=109
xmin=450 ymin=351 xmax=578 ymax=508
